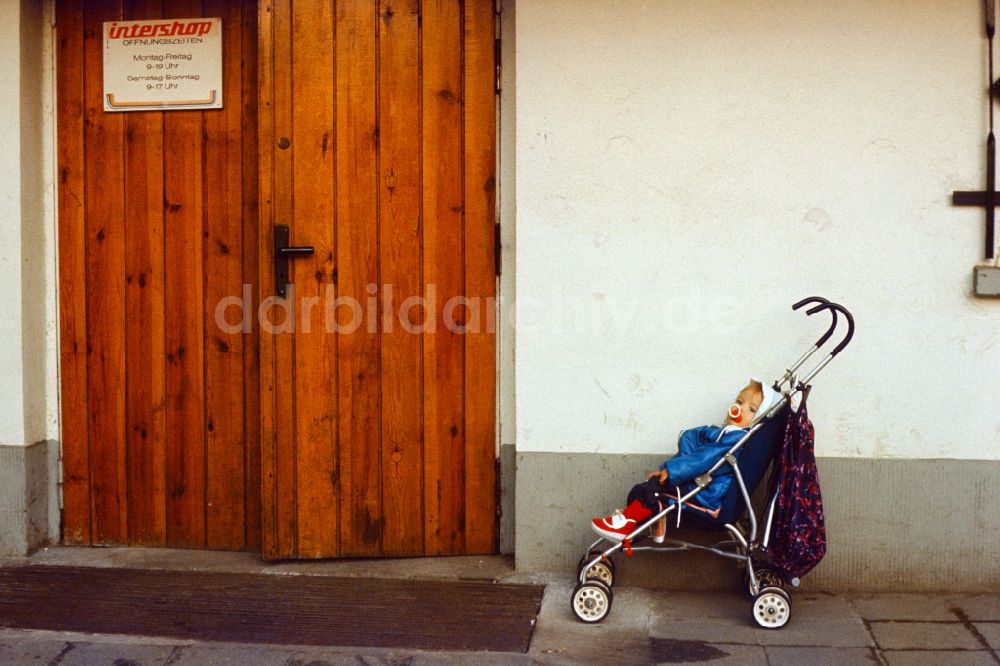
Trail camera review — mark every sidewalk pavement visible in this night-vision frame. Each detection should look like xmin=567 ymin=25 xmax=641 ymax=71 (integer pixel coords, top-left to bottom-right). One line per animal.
xmin=1 ymin=549 xmax=998 ymax=665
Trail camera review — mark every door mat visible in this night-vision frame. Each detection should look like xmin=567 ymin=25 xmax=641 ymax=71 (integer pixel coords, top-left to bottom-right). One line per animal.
xmin=0 ymin=565 xmax=544 ymax=653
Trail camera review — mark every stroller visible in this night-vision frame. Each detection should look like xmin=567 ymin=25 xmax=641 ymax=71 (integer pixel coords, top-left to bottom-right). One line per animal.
xmin=571 ymin=297 xmax=854 ymax=628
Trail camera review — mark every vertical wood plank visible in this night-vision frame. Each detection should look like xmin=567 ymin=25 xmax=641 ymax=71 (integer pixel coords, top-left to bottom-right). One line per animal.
xmin=462 ymin=0 xmax=497 ymax=554
xmin=421 ymin=0 xmax=466 ymax=556
xmin=336 ymin=0 xmax=382 ymax=557
xmin=257 ymin=0 xmax=281 ymax=559
xmin=270 ymin=0 xmax=298 ymax=558
xmin=122 ymin=0 xmax=167 ymax=547
xmin=56 ymin=0 xmax=91 ymax=545
xmin=241 ymin=0 xmax=263 ymax=552
xmin=290 ymin=0 xmax=339 ymax=558
xmin=203 ymin=0 xmax=248 ymax=550
xmin=164 ymin=0 xmax=207 ymax=548
xmin=378 ymin=0 xmax=424 ymax=556
xmin=84 ymin=0 xmax=129 ymax=544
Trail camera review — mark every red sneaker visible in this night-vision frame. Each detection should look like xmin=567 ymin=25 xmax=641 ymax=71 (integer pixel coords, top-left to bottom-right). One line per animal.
xmin=591 ymin=500 xmax=653 ymax=541
xmin=591 ymin=510 xmax=637 ymax=541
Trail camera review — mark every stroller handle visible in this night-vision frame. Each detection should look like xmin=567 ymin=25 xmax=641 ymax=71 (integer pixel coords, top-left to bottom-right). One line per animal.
xmin=806 ymin=302 xmax=855 ymax=356
xmin=793 ymin=297 xmax=837 ymax=348
xmin=779 ymin=297 xmax=854 ymax=390
xmin=792 ymin=296 xmax=826 ymax=310
xmin=777 ymin=297 xmax=834 ymax=388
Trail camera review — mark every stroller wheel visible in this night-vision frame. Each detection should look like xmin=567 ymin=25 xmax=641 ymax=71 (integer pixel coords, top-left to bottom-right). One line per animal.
xmin=744 ymin=567 xmax=783 ymax=597
xmin=571 ymin=580 xmax=614 ymax=623
xmin=577 ymin=551 xmax=615 ymax=587
xmin=752 ymin=586 xmax=791 ymax=629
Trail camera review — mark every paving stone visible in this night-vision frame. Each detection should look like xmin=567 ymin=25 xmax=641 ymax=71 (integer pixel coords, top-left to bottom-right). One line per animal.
xmin=779 ymin=593 xmax=859 ymax=622
xmin=530 ymin=629 xmax=652 ymax=665
xmin=851 ymin=594 xmax=957 ymax=621
xmin=650 ymin=591 xmax=861 ymax=628
xmin=754 ymin=619 xmax=873 ymax=648
xmin=584 ymin=584 xmax=659 ymax=630
xmin=533 ymin=584 xmax=654 ymax=662
xmin=652 ymin=641 xmax=767 ymax=665
xmin=0 ymin=635 xmax=69 ymax=664
xmin=765 ymin=646 xmax=879 ymax=665
xmin=0 ymin=628 xmax=191 ymax=648
xmin=649 ymin=616 xmax=872 ymax=648
xmin=168 ymin=644 xmax=301 ymax=665
xmin=956 ymin=595 xmax=1000 ymax=621
xmin=649 ymin=618 xmax=759 ymax=644
xmin=882 ymin=650 xmax=996 ymax=665
xmin=647 ymin=591 xmax=751 ymax=622
xmin=22 ymin=547 xmax=516 ymax=583
xmin=57 ymin=641 xmax=178 ymax=666
xmin=284 ymin=649 xmax=414 ymax=666
xmin=974 ymin=622 xmax=1000 ymax=649
xmin=409 ymin=651 xmax=531 ymax=665
xmin=870 ymin=622 xmax=981 ymax=650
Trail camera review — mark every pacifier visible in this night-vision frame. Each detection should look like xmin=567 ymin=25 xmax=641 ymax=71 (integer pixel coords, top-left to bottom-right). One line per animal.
xmin=728 ymin=404 xmax=742 ymax=422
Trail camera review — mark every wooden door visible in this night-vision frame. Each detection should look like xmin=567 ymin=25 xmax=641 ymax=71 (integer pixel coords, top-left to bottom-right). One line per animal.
xmin=56 ymin=0 xmax=262 ymax=549
xmin=259 ymin=0 xmax=497 ymax=559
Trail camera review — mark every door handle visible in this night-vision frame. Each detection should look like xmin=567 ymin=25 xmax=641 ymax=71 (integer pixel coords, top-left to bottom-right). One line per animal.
xmin=274 ymin=224 xmax=314 ymax=298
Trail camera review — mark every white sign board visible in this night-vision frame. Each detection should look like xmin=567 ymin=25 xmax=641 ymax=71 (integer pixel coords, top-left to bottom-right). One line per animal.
xmin=103 ymin=18 xmax=223 ymax=112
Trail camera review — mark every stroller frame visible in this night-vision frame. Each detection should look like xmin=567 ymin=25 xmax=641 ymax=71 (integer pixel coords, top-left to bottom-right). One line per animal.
xmin=573 ymin=297 xmax=855 ymax=627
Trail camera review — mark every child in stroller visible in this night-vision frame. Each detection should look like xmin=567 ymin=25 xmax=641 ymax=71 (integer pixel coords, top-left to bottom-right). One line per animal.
xmin=592 ymin=379 xmax=781 ymax=543
xmin=572 ymin=298 xmax=854 ymax=628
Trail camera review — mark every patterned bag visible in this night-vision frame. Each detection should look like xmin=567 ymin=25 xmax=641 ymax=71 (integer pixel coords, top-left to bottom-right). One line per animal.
xmin=757 ymin=387 xmax=826 ymax=580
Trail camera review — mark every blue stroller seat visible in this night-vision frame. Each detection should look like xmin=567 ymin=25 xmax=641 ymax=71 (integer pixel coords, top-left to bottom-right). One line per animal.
xmin=682 ymin=406 xmax=788 ymax=530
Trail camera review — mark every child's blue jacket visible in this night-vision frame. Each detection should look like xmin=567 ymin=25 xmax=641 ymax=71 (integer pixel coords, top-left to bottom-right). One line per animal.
xmin=657 ymin=425 xmax=747 ymax=514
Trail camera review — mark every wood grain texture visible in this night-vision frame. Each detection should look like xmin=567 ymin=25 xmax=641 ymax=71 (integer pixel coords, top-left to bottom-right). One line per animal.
xmin=378 ymin=0 xmax=424 ymax=556
xmin=241 ymin=0 xmax=263 ymax=552
xmin=122 ymin=0 xmax=167 ymax=548
xmin=270 ymin=0 xmax=299 ymax=559
xmin=56 ymin=0 xmax=91 ymax=545
xmin=59 ymin=0 xmax=261 ymax=551
xmin=259 ymin=0 xmax=498 ymax=559
xmin=335 ymin=0 xmax=382 ymax=557
xmin=421 ymin=0 xmax=466 ymax=556
xmin=462 ymin=0 xmax=498 ymax=554
xmin=59 ymin=0 xmax=499 ymax=556
xmin=83 ymin=0 xmax=128 ymax=544
xmin=204 ymin=0 xmax=248 ymax=550
xmin=257 ymin=0 xmax=281 ymax=560
xmin=163 ymin=34 xmax=208 ymax=547
xmin=290 ymin=0 xmax=339 ymax=558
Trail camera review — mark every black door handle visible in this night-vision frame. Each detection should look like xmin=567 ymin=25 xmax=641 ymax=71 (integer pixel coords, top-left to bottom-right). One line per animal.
xmin=274 ymin=224 xmax=314 ymax=298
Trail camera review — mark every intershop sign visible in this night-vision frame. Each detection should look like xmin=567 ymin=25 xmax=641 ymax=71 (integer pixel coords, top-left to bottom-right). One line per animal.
xmin=103 ymin=18 xmax=223 ymax=112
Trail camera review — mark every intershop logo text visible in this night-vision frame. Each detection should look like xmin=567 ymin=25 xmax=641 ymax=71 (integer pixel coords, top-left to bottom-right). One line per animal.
xmin=107 ymin=20 xmax=213 ymax=40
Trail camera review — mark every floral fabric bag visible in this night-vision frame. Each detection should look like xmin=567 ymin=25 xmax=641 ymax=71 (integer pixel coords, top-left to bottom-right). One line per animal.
xmin=756 ymin=388 xmax=826 ymax=580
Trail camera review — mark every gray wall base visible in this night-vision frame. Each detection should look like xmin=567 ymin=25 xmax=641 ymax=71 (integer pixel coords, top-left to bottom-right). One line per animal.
xmin=0 ymin=440 xmax=56 ymax=556
xmin=499 ymin=443 xmax=516 ymax=554
xmin=515 ymin=452 xmax=1000 ymax=593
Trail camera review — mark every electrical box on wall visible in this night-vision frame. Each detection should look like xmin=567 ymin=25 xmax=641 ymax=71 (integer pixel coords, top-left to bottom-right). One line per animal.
xmin=974 ymin=266 xmax=1000 ymax=296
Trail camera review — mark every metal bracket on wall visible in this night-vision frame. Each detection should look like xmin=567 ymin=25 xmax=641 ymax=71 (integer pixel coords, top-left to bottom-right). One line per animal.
xmin=974 ymin=265 xmax=1000 ymax=296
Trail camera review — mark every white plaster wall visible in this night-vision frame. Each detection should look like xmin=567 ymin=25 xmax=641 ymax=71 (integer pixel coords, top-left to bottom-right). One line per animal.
xmin=0 ymin=0 xmax=29 ymax=446
xmin=499 ymin=0 xmax=516 ymax=452
xmin=42 ymin=0 xmax=60 ymax=446
xmin=0 ymin=0 xmax=59 ymax=447
xmin=514 ymin=1 xmax=1000 ymax=460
